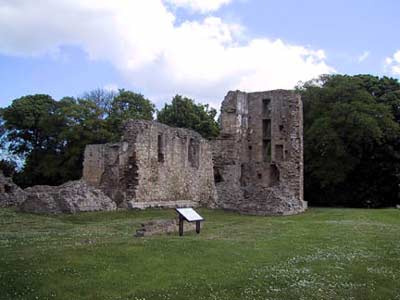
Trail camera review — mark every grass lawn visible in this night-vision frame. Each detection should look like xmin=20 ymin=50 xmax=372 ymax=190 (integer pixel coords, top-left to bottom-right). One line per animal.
xmin=0 ymin=207 xmax=399 ymax=300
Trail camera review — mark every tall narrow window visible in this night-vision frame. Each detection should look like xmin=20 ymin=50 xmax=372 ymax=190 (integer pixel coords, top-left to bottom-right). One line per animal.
xmin=270 ymin=164 xmax=280 ymax=186
xmin=214 ymin=167 xmax=223 ymax=183
xmin=263 ymin=140 xmax=272 ymax=162
xmin=188 ymin=138 xmax=199 ymax=168
xmin=157 ymin=134 xmax=164 ymax=163
xmin=263 ymin=98 xmax=271 ymax=118
xmin=262 ymin=97 xmax=272 ymax=163
xmin=240 ymin=163 xmax=246 ymax=187
xmin=262 ymin=117 xmax=272 ymax=162
xmin=262 ymin=119 xmax=271 ymax=139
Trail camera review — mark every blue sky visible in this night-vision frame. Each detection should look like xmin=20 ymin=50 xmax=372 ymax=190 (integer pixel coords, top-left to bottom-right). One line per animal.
xmin=0 ymin=0 xmax=399 ymax=108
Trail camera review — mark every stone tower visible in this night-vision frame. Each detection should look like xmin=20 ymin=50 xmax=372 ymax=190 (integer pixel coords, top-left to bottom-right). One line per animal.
xmin=212 ymin=90 xmax=306 ymax=215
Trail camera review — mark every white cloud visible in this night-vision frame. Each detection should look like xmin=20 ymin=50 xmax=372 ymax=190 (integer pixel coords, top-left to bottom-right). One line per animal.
xmin=357 ymin=51 xmax=370 ymax=63
xmin=165 ymin=0 xmax=232 ymax=13
xmin=385 ymin=50 xmax=400 ymax=75
xmin=0 ymin=0 xmax=335 ymax=106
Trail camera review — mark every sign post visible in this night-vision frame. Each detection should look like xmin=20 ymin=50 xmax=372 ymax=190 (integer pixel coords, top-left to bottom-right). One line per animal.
xmin=176 ymin=208 xmax=204 ymax=236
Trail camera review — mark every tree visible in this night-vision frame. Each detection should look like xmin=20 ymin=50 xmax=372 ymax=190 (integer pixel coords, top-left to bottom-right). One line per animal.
xmin=299 ymin=74 xmax=400 ymax=207
xmin=108 ymin=90 xmax=155 ymax=137
xmin=81 ymin=88 xmax=117 ymax=119
xmin=157 ymin=95 xmax=219 ymax=138
xmin=1 ymin=94 xmax=61 ymax=156
xmin=55 ymin=97 xmax=116 ymax=181
xmin=1 ymin=95 xmax=66 ymax=186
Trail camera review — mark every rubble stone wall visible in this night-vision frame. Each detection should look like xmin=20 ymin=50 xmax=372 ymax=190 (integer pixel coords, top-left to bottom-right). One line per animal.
xmin=20 ymin=180 xmax=116 ymax=214
xmin=83 ymin=120 xmax=217 ymax=208
xmin=212 ymin=90 xmax=306 ymax=215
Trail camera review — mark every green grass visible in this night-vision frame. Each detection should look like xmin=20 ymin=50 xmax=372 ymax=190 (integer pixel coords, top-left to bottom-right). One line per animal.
xmin=0 ymin=208 xmax=400 ymax=300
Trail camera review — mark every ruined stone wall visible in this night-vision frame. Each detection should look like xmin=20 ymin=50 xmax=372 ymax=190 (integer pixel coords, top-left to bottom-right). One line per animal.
xmin=83 ymin=120 xmax=217 ymax=208
xmin=212 ymin=90 xmax=306 ymax=215
xmin=83 ymin=90 xmax=305 ymax=216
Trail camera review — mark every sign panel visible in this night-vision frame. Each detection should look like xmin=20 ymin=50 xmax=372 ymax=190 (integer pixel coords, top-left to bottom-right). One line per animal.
xmin=176 ymin=208 xmax=204 ymax=222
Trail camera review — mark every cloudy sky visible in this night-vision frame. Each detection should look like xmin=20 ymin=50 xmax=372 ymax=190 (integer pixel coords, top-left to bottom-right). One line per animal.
xmin=0 ymin=0 xmax=399 ymax=108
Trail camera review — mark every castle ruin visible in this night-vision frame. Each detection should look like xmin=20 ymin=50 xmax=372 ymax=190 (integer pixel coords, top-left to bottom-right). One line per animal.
xmin=82 ymin=90 xmax=307 ymax=215
xmin=212 ymin=90 xmax=305 ymax=215
xmin=83 ymin=121 xmax=217 ymax=209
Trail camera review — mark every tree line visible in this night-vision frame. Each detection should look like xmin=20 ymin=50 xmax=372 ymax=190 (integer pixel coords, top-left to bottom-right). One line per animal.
xmin=0 ymin=74 xmax=399 ymax=207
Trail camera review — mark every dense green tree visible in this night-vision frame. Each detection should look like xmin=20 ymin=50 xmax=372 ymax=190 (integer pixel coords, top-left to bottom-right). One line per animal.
xmin=1 ymin=95 xmax=65 ymax=186
xmin=108 ymin=90 xmax=155 ymax=138
xmin=109 ymin=90 xmax=155 ymax=120
xmin=157 ymin=95 xmax=219 ymax=138
xmin=1 ymin=90 xmax=156 ymax=187
xmin=1 ymin=94 xmax=62 ymax=155
xmin=55 ymin=97 xmax=116 ymax=181
xmin=299 ymin=74 xmax=400 ymax=207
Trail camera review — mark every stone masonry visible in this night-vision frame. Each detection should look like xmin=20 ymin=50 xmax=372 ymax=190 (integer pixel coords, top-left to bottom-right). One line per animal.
xmin=83 ymin=120 xmax=217 ymax=209
xmin=212 ymin=90 xmax=306 ymax=215
xmin=82 ymin=90 xmax=306 ymax=215
xmin=0 ymin=171 xmax=26 ymax=208
xmin=20 ymin=180 xmax=116 ymax=214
